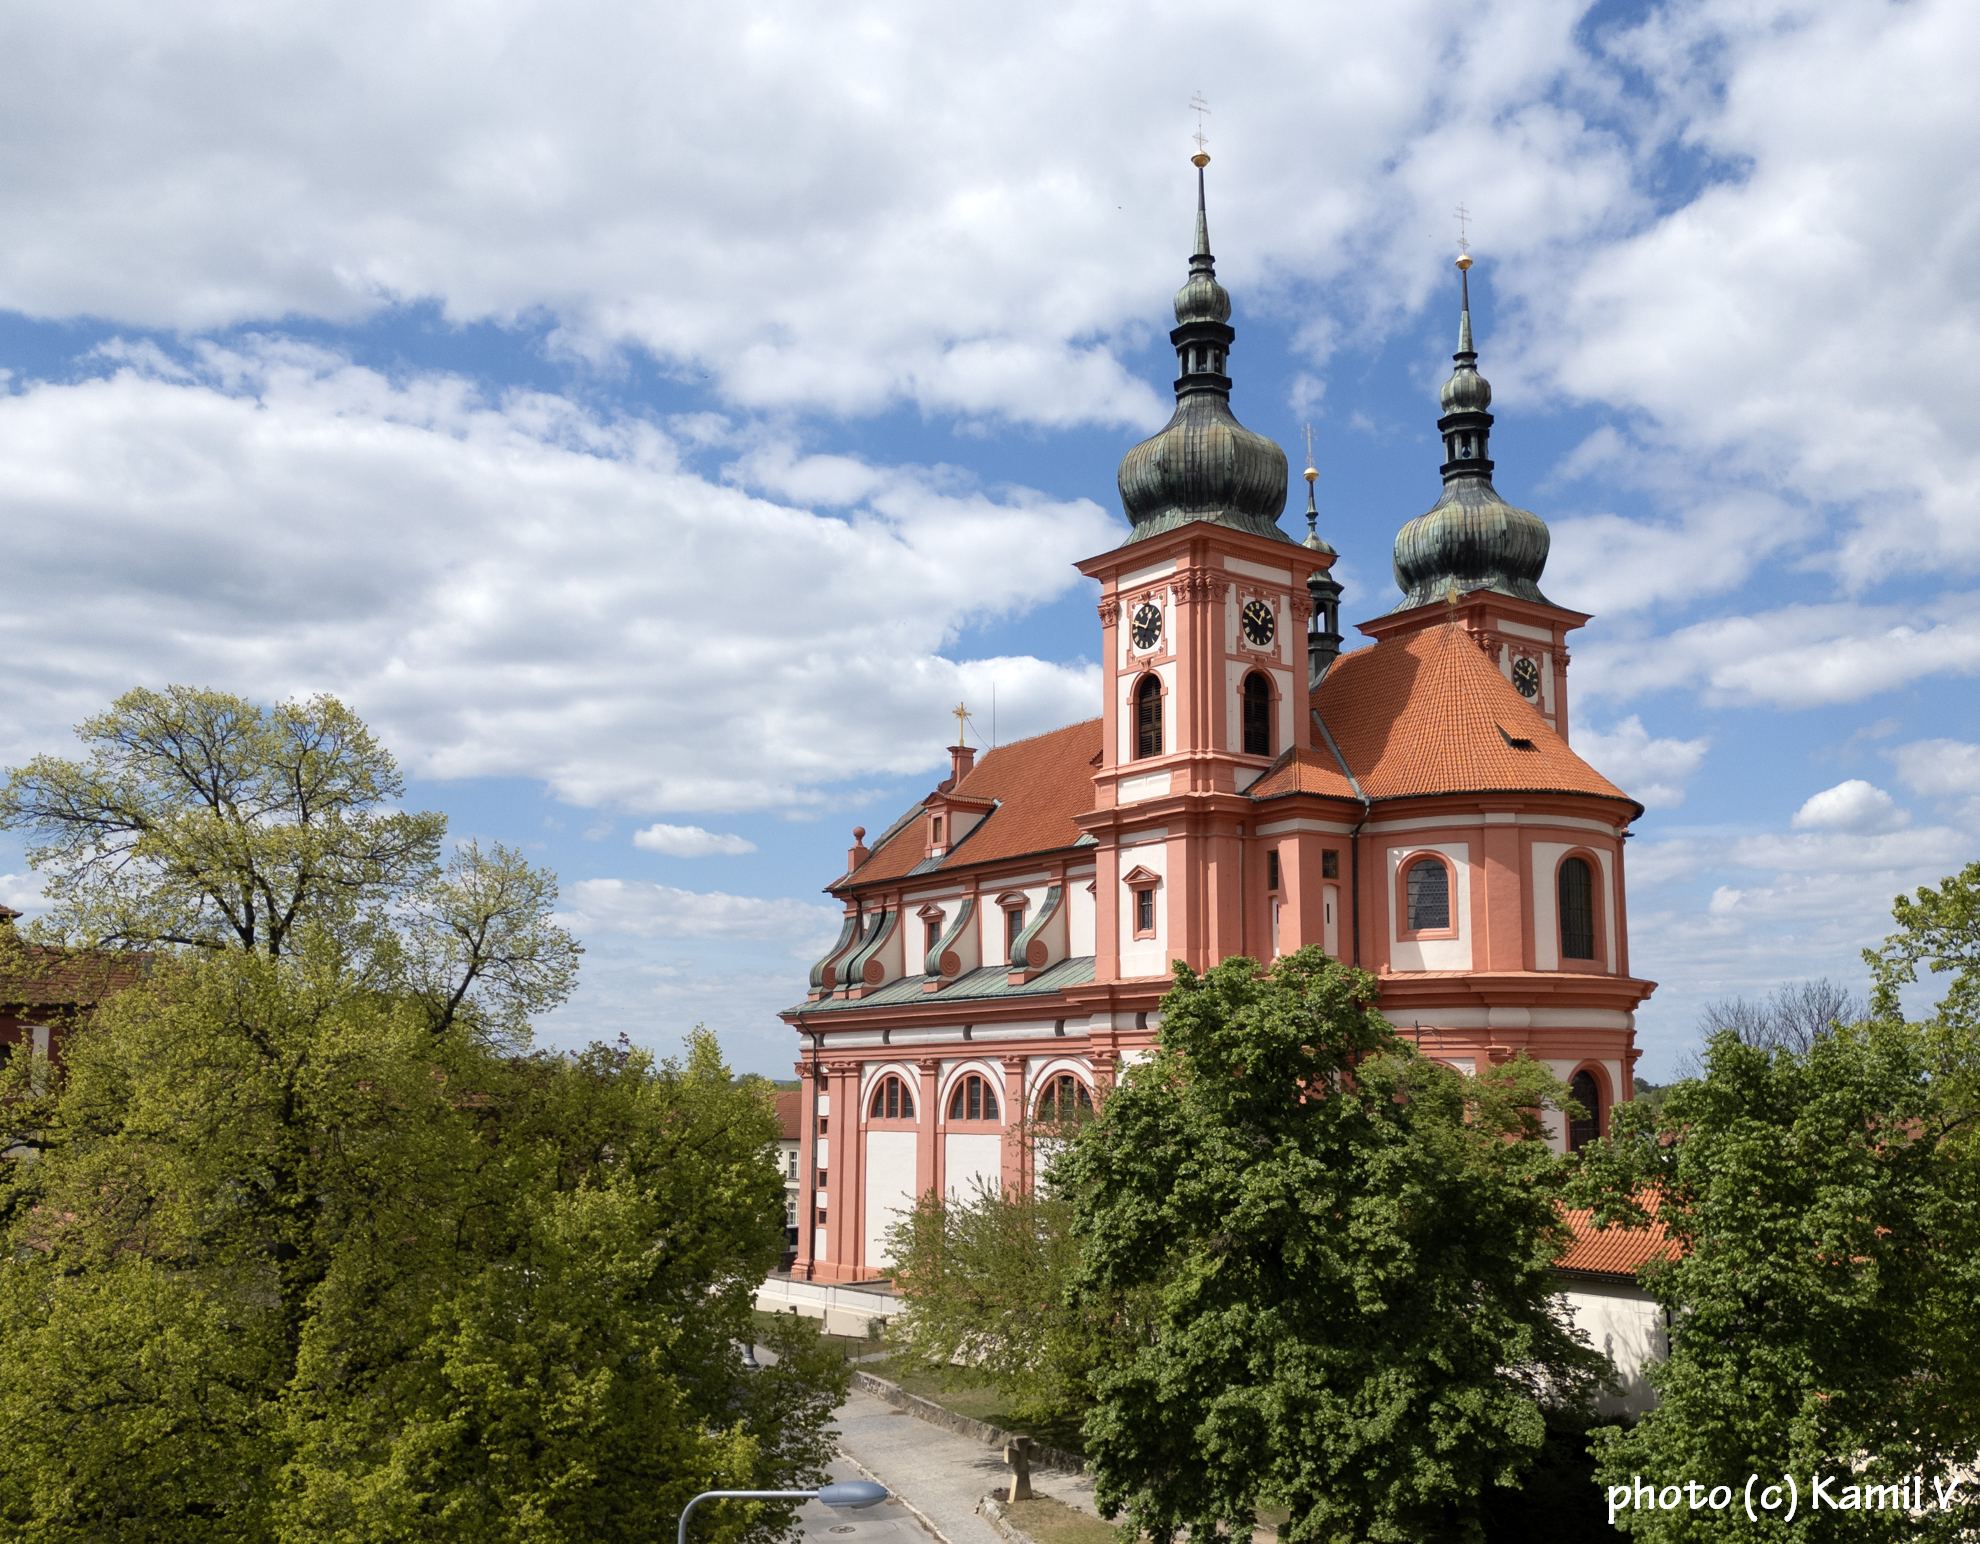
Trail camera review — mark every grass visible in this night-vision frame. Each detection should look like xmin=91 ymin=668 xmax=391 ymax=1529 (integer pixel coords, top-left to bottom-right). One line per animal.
xmin=1000 ymin=1497 xmax=1117 ymax=1544
xmin=861 ymin=1355 xmax=1087 ymax=1455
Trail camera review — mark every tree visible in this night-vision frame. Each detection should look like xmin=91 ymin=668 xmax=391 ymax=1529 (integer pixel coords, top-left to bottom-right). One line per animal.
xmin=0 ymin=947 xmax=845 ymax=1542
xmin=1052 ymin=948 xmax=1604 ymax=1544
xmin=0 ymin=686 xmax=581 ymax=1039
xmin=1574 ymin=870 xmax=1980 ymax=1543
xmin=1697 ymin=977 xmax=1864 ymax=1056
xmin=885 ymin=1178 xmax=1100 ymax=1431
xmin=1868 ymin=858 xmax=1980 ymax=1041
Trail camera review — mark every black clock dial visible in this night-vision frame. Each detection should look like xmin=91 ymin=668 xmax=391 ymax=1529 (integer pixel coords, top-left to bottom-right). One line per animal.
xmin=1241 ymin=598 xmax=1275 ymax=647
xmin=1513 ymin=656 xmax=1541 ymax=699
xmin=1130 ymin=602 xmax=1162 ymax=651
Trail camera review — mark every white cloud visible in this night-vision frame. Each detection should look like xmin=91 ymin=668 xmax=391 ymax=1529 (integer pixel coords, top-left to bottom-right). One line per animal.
xmin=1577 ymin=597 xmax=1980 ymax=709
xmin=0 ymin=346 xmax=1110 ymax=812
xmin=1889 ymin=739 xmax=1980 ymax=803
xmin=556 ymin=878 xmax=838 ymax=952
xmin=1542 ymin=0 xmax=1980 ymax=577
xmin=0 ymin=873 xmax=43 ymax=915
xmin=1574 ymin=715 xmax=1708 ymax=808
xmin=1790 ymin=779 xmax=1908 ymax=836
xmin=632 ymin=823 xmax=756 ymax=858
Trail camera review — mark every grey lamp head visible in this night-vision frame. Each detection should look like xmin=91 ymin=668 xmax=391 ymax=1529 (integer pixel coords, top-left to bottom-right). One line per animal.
xmin=817 ymin=1482 xmax=890 ymax=1510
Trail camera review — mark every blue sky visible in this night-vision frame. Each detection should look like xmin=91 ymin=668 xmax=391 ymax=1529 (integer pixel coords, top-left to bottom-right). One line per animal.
xmin=3 ymin=0 xmax=1976 ymax=1079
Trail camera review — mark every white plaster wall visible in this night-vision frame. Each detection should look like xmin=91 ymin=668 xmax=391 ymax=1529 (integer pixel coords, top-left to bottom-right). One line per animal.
xmin=1117 ymin=839 xmax=1170 ymax=978
xmin=1556 ymin=1280 xmax=1666 ymax=1417
xmin=1117 ymin=659 xmax=1177 ymax=763
xmin=1068 ymin=873 xmax=1097 ymax=957
xmin=1323 ymin=882 xmax=1340 ymax=958
xmin=1386 ymin=841 xmax=1472 ymax=971
xmin=944 ymin=1133 xmax=1002 ymax=1202
xmin=1118 ymin=770 xmax=1172 ymax=803
xmin=1540 ymin=1056 xmax=1626 ymax=1152
xmin=1532 ymin=841 xmax=1615 ymax=972
xmin=863 ymin=1130 xmax=918 ymax=1267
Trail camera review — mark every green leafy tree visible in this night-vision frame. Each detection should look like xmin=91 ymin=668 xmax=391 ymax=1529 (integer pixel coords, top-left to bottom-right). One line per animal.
xmin=886 ymin=1177 xmax=1100 ymax=1429
xmin=1054 ymin=948 xmax=1603 ymax=1544
xmin=1575 ymin=869 xmax=1980 ymax=1543
xmin=0 ymin=939 xmax=844 ymax=1542
xmin=0 ymin=689 xmax=845 ymax=1541
xmin=0 ymin=686 xmax=580 ymax=1039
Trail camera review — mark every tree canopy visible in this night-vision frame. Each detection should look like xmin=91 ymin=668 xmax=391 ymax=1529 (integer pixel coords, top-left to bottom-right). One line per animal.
xmin=1574 ymin=866 xmax=1980 ymax=1542
xmin=0 ymin=685 xmax=580 ymax=1041
xmin=1026 ymin=949 xmax=1599 ymax=1544
xmin=0 ymin=689 xmax=844 ymax=1541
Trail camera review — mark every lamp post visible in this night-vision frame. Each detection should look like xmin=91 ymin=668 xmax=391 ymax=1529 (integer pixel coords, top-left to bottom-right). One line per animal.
xmin=677 ymin=1480 xmax=889 ymax=1544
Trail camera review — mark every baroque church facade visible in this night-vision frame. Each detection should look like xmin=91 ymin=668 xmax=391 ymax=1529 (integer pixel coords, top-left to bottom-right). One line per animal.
xmin=783 ymin=161 xmax=1654 ymax=1284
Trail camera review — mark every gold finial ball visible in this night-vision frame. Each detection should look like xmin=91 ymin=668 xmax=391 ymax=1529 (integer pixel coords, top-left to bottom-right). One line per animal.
xmin=1455 ymin=251 xmax=1475 ymax=271
xmin=1191 ymin=151 xmax=1211 ymax=168
xmin=1303 ymin=464 xmax=1318 ymax=483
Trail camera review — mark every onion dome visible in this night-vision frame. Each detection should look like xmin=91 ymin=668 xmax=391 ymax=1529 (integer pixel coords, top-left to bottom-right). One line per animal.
xmin=1116 ymin=156 xmax=1290 ymax=547
xmin=1391 ymin=252 xmax=1553 ymax=610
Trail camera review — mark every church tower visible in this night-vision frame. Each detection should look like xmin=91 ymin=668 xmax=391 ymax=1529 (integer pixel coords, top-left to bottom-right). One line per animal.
xmin=1074 ymin=152 xmax=1330 ymax=980
xmin=1359 ymin=252 xmax=1589 ymax=741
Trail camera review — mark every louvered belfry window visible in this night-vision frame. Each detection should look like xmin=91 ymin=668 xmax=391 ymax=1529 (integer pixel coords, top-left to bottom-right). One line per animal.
xmin=1405 ymin=858 xmax=1450 ymax=932
xmin=1242 ymin=672 xmax=1272 ymax=756
xmin=1559 ymin=857 xmax=1596 ymax=960
xmin=1134 ymin=675 xmax=1162 ymax=759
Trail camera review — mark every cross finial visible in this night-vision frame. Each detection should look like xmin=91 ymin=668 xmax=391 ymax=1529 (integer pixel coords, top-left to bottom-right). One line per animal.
xmin=1189 ymin=93 xmax=1211 ymax=165
xmin=950 ymin=701 xmax=972 ymax=743
xmin=1455 ymin=202 xmax=1471 ymax=257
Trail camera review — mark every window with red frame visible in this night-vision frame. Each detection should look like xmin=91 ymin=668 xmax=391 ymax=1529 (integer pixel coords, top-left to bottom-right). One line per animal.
xmin=1036 ymin=1073 xmax=1094 ymax=1123
xmin=947 ymin=1073 xmax=1000 ymax=1122
xmin=867 ymin=1074 xmax=916 ymax=1121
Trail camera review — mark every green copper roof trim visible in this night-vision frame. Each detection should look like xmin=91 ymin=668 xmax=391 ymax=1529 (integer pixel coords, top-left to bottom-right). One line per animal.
xmin=1008 ymin=883 xmax=1062 ymax=967
xmin=924 ymin=896 xmax=977 ymax=975
xmin=786 ymin=954 xmax=1098 ymax=1015
xmin=808 ymin=911 xmax=860 ymax=992
xmin=839 ymin=906 xmax=897 ymax=990
xmin=1115 ymin=162 xmax=1289 ymax=549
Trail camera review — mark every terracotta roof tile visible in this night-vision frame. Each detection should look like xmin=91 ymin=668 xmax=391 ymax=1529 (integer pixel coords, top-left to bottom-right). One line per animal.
xmin=1556 ymin=1192 xmax=1679 ymax=1279
xmin=0 ymin=944 xmax=146 ymax=1008
xmin=774 ymin=1087 xmax=803 ymax=1140
xmin=1312 ymin=625 xmax=1637 ymax=811
xmin=1248 ymin=745 xmax=1358 ymax=802
xmin=844 ymin=719 xmax=1101 ymax=888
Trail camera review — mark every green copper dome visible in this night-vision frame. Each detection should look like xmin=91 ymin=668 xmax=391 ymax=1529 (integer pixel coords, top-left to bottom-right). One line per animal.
xmin=1392 ymin=257 xmax=1553 ymax=609
xmin=1117 ymin=161 xmax=1289 ymax=547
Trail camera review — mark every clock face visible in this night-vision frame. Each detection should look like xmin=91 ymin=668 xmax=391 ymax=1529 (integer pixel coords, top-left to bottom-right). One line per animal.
xmin=1241 ymin=598 xmax=1276 ymax=647
xmin=1512 ymin=656 xmax=1541 ymax=699
xmin=1130 ymin=602 xmax=1162 ymax=651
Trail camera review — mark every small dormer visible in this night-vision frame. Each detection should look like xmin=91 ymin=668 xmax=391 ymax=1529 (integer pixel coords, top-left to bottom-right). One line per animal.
xmin=923 ymin=743 xmax=996 ymax=861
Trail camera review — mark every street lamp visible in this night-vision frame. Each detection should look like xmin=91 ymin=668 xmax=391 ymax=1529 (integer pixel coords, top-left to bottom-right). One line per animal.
xmin=677 ymin=1481 xmax=890 ymax=1544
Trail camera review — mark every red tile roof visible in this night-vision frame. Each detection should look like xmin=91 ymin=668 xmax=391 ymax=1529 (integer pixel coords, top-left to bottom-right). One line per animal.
xmin=774 ymin=1087 xmax=803 ymax=1141
xmin=1556 ymin=1192 xmax=1679 ymax=1279
xmin=1307 ymin=624 xmax=1637 ymax=810
xmin=1248 ymin=745 xmax=1358 ymax=801
xmin=0 ymin=944 xmax=146 ymax=1009
xmin=845 ymin=719 xmax=1101 ymax=888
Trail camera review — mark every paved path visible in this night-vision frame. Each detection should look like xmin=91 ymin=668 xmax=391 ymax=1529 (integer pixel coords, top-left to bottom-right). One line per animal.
xmin=830 ymin=1383 xmax=1101 ymax=1544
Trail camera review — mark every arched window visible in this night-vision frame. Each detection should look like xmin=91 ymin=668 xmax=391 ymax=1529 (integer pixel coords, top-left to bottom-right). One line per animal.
xmin=868 ymin=1074 xmax=915 ymax=1121
xmin=1559 ymin=857 xmax=1596 ymax=961
xmin=947 ymin=1073 xmax=1000 ymax=1122
xmin=1241 ymin=671 xmax=1272 ymax=756
xmin=1404 ymin=857 xmax=1450 ymax=932
xmin=1036 ymin=1073 xmax=1094 ymax=1123
xmin=1567 ymin=1069 xmax=1601 ymax=1153
xmin=1134 ymin=674 xmax=1163 ymax=760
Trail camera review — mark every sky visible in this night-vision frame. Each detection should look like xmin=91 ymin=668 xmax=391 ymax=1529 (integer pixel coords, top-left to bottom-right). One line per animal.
xmin=2 ymin=0 xmax=1976 ymax=1080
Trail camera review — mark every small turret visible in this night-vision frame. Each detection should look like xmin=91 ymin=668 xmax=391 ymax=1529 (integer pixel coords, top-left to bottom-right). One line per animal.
xmin=1300 ymin=437 xmax=1343 ymax=684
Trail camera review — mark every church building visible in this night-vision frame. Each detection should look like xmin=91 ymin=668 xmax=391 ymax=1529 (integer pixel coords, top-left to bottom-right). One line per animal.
xmin=783 ymin=158 xmax=1654 ymax=1285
